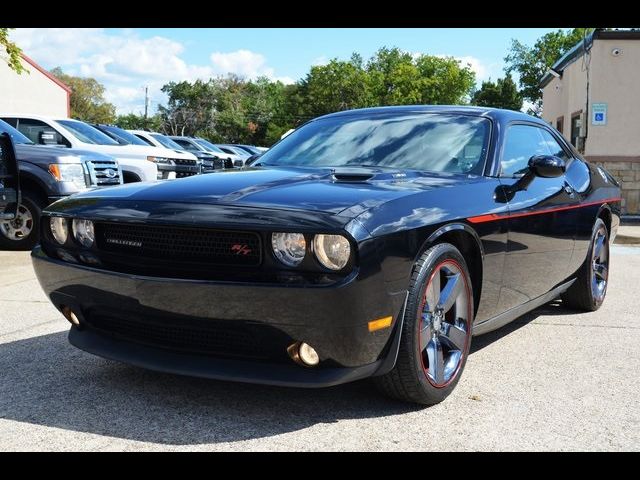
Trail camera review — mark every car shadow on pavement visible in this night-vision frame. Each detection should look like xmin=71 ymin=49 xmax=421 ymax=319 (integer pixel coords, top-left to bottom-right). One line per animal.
xmin=0 ymin=330 xmax=419 ymax=445
xmin=470 ymin=299 xmax=583 ymax=353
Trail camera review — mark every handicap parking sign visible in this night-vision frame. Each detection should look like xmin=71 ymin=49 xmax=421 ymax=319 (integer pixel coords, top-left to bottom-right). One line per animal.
xmin=592 ymin=103 xmax=607 ymax=125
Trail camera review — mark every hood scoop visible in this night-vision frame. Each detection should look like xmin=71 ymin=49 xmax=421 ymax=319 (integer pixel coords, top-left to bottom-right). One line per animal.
xmin=330 ymin=168 xmax=376 ymax=183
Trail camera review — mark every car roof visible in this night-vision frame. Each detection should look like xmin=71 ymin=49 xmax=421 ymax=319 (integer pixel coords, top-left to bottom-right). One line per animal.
xmin=316 ymin=105 xmax=544 ymax=125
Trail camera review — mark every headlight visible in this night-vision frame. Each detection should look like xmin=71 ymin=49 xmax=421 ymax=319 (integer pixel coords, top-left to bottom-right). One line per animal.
xmin=313 ymin=234 xmax=351 ymax=270
xmin=49 ymin=217 xmax=68 ymax=245
xmin=147 ymin=156 xmax=174 ymax=165
xmin=48 ymin=164 xmax=87 ymax=189
xmin=271 ymin=232 xmax=306 ymax=267
xmin=72 ymin=219 xmax=95 ymax=248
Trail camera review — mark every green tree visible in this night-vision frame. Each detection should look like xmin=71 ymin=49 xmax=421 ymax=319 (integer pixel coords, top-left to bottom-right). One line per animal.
xmin=471 ymin=74 xmax=523 ymax=111
xmin=0 ymin=28 xmax=27 ymax=74
xmin=504 ymin=28 xmax=594 ymax=114
xmin=159 ymin=79 xmax=218 ymax=136
xmin=50 ymin=68 xmax=116 ymax=123
xmin=115 ymin=113 xmax=162 ymax=132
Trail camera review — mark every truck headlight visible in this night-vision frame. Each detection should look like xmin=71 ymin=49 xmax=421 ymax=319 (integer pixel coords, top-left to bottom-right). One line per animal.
xmin=147 ymin=156 xmax=174 ymax=165
xmin=313 ymin=234 xmax=351 ymax=270
xmin=49 ymin=216 xmax=68 ymax=245
xmin=72 ymin=219 xmax=95 ymax=248
xmin=271 ymin=232 xmax=306 ymax=267
xmin=48 ymin=164 xmax=87 ymax=189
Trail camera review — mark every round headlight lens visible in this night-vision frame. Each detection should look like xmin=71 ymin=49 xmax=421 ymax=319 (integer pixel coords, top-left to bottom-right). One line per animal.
xmin=49 ymin=217 xmax=68 ymax=245
xmin=271 ymin=232 xmax=306 ymax=267
xmin=313 ymin=234 xmax=351 ymax=270
xmin=72 ymin=219 xmax=95 ymax=248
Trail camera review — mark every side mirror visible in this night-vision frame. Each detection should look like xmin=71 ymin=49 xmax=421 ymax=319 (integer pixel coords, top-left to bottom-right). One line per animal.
xmin=528 ymin=155 xmax=565 ymax=178
xmin=0 ymin=133 xmax=21 ymax=220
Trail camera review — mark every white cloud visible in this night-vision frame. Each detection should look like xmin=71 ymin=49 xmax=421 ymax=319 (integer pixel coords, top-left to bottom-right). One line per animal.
xmin=9 ymin=29 xmax=290 ymax=115
xmin=210 ymin=49 xmax=294 ymax=84
xmin=311 ymin=55 xmax=329 ymax=66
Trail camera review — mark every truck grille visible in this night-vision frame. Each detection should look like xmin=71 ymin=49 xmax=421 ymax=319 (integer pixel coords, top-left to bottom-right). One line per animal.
xmin=86 ymin=160 xmax=122 ymax=187
xmin=96 ymin=222 xmax=262 ymax=267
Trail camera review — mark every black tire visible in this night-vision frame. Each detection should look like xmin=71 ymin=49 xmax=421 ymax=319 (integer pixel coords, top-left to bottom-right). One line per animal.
xmin=0 ymin=191 xmax=43 ymax=251
xmin=374 ymin=243 xmax=474 ymax=406
xmin=561 ymin=218 xmax=609 ymax=311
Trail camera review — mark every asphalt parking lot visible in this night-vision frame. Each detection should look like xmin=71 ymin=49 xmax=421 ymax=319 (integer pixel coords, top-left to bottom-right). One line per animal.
xmin=1 ymin=246 xmax=639 ymax=451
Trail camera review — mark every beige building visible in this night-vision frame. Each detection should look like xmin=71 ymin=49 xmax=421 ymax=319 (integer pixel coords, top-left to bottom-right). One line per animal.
xmin=0 ymin=53 xmax=70 ymax=118
xmin=541 ymin=29 xmax=640 ymax=215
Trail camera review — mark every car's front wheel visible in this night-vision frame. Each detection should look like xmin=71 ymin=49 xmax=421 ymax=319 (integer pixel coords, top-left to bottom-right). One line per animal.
xmin=374 ymin=243 xmax=474 ymax=405
xmin=0 ymin=192 xmax=42 ymax=251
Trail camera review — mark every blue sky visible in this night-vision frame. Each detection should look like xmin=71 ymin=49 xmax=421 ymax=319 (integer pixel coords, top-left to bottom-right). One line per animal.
xmin=11 ymin=28 xmax=558 ymax=115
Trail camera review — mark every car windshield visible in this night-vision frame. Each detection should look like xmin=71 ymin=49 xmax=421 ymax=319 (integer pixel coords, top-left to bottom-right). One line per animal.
xmin=57 ymin=120 xmax=119 ymax=145
xmin=195 ymin=139 xmax=226 ymax=154
xmin=0 ymin=119 xmax=34 ymax=145
xmin=258 ymin=113 xmax=491 ymax=174
xmin=151 ymin=133 xmax=184 ymax=150
xmin=102 ymin=126 xmax=148 ymax=146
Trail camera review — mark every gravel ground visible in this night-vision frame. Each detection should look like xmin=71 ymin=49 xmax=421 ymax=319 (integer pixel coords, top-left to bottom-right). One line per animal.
xmin=0 ymin=246 xmax=639 ymax=451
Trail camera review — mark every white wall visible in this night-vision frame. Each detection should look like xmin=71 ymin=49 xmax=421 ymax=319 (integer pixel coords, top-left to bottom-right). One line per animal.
xmin=0 ymin=56 xmax=69 ymax=118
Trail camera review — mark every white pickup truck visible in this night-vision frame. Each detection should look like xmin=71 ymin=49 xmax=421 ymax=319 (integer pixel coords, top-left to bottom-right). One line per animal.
xmin=1 ymin=114 xmax=162 ymax=183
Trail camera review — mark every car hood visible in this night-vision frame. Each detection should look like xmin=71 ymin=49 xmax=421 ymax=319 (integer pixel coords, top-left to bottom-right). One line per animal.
xmin=70 ymin=166 xmax=477 ymax=216
xmin=15 ymin=144 xmax=116 ymax=163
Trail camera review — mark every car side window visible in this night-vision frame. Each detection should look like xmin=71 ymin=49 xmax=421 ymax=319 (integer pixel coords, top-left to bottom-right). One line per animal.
xmin=538 ymin=129 xmax=571 ymax=162
xmin=174 ymin=139 xmax=197 ymax=151
xmin=500 ymin=125 xmax=549 ymax=177
xmin=16 ymin=118 xmax=70 ymax=147
xmin=134 ymin=134 xmax=155 ymax=147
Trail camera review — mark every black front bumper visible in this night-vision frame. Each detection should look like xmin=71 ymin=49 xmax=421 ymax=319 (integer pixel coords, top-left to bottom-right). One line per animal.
xmin=32 ymin=247 xmax=406 ymax=387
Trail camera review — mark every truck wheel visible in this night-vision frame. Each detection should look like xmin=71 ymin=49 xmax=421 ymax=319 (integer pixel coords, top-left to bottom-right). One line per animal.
xmin=0 ymin=192 xmax=42 ymax=251
xmin=374 ymin=243 xmax=474 ymax=405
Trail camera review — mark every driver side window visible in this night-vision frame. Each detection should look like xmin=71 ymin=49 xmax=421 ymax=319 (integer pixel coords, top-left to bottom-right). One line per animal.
xmin=500 ymin=125 xmax=549 ymax=177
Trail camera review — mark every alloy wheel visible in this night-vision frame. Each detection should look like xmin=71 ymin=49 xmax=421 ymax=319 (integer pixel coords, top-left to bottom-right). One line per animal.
xmin=419 ymin=259 xmax=471 ymax=388
xmin=591 ymin=226 xmax=609 ymax=303
xmin=0 ymin=204 xmax=34 ymax=241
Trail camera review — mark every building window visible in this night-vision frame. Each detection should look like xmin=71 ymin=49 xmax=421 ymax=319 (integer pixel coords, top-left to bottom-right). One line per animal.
xmin=571 ymin=111 xmax=583 ymax=152
xmin=556 ymin=116 xmax=564 ymax=134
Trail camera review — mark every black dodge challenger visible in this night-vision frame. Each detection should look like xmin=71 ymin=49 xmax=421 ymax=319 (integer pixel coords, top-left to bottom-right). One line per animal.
xmin=32 ymin=106 xmax=621 ymax=405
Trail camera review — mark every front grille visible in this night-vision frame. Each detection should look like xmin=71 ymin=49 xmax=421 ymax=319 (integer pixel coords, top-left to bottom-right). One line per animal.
xmin=176 ymin=171 xmax=197 ymax=178
xmin=86 ymin=160 xmax=122 ymax=186
xmin=96 ymin=222 xmax=262 ymax=266
xmin=173 ymin=158 xmax=197 ymax=166
xmin=84 ymin=310 xmax=291 ymax=361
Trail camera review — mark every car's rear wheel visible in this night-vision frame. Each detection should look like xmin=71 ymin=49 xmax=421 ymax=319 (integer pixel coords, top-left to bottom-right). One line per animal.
xmin=374 ymin=243 xmax=474 ymax=405
xmin=561 ymin=218 xmax=609 ymax=311
xmin=0 ymin=192 xmax=42 ymax=251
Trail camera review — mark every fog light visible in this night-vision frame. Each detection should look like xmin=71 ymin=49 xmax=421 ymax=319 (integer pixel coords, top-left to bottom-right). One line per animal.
xmin=287 ymin=341 xmax=320 ymax=367
xmin=61 ymin=306 xmax=81 ymax=326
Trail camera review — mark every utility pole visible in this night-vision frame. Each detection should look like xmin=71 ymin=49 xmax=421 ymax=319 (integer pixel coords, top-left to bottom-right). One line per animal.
xmin=144 ymin=86 xmax=149 ymax=129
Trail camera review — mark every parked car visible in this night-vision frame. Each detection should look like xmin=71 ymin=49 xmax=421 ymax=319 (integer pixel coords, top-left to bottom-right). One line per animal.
xmin=222 ymin=144 xmax=262 ymax=156
xmin=168 ymin=136 xmax=235 ymax=169
xmin=0 ymin=132 xmax=20 ymax=223
xmin=0 ymin=119 xmax=121 ymax=250
xmin=214 ymin=145 xmax=252 ymax=167
xmin=32 ymin=106 xmax=621 ymax=405
xmin=128 ymin=130 xmax=219 ymax=174
xmin=0 ymin=114 xmax=157 ymax=183
xmin=91 ymin=125 xmax=200 ymax=180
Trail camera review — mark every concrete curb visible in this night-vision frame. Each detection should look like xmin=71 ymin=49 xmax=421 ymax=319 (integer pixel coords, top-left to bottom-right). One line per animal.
xmin=614 ymin=234 xmax=640 ymax=245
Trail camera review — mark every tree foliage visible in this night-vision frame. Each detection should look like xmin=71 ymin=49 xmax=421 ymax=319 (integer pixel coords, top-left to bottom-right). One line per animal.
xmin=471 ymin=74 xmax=523 ymax=111
xmin=115 ymin=113 xmax=163 ymax=132
xmin=51 ymin=68 xmax=116 ymax=123
xmin=156 ymin=47 xmax=477 ymax=146
xmin=504 ymin=28 xmax=594 ymax=114
xmin=0 ymin=28 xmax=27 ymax=74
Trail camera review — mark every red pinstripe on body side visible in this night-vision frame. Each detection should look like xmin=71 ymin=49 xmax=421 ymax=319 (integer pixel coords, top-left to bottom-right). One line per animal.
xmin=467 ymin=197 xmax=622 ymax=224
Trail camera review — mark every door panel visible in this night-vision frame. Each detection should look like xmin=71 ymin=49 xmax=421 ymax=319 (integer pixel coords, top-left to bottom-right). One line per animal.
xmin=496 ymin=124 xmax=578 ymax=313
xmin=0 ymin=133 xmax=20 ymax=219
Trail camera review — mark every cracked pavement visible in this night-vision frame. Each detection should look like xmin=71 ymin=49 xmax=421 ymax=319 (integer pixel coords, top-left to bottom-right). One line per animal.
xmin=0 ymin=246 xmax=639 ymax=451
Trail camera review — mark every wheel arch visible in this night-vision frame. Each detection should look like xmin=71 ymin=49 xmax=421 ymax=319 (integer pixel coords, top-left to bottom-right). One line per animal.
xmin=418 ymin=223 xmax=484 ymax=318
xmin=596 ymin=204 xmax=612 ymax=237
xmin=17 ymin=170 xmax=49 ymax=206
